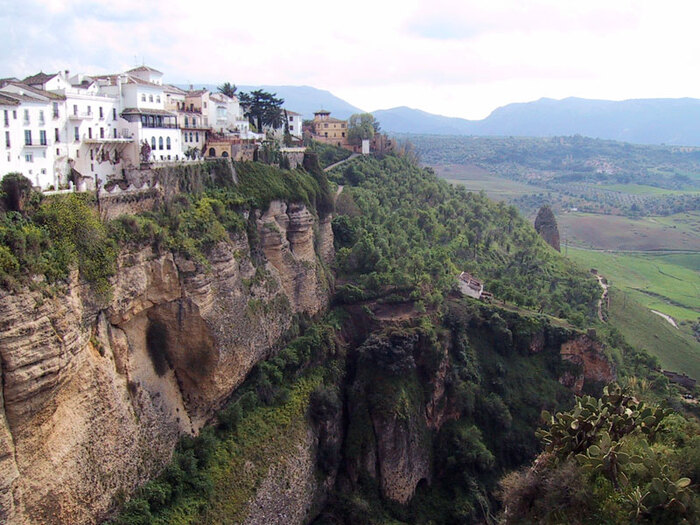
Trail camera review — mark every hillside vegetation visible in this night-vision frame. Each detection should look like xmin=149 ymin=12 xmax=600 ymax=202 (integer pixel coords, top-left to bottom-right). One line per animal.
xmin=328 ymin=155 xmax=600 ymax=325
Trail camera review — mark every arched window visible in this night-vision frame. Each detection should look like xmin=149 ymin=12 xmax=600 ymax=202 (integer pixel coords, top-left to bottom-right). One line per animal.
xmin=159 ymin=137 xmax=163 ymax=150
xmin=221 ymin=151 xmax=229 ymax=157
xmin=208 ymin=147 xmax=216 ymax=157
xmin=166 ymin=137 xmax=171 ymax=150
xmin=149 ymin=95 xmax=153 ymax=102
xmin=151 ymin=137 xmax=156 ymax=150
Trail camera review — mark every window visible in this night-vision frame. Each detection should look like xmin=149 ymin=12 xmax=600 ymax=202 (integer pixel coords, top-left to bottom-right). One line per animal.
xmin=159 ymin=137 xmax=163 ymax=150
xmin=88 ymin=128 xmax=92 ymax=139
xmin=5 ymin=131 xmax=9 ymax=148
xmin=189 ymin=103 xmax=193 ymax=111
xmin=193 ymin=118 xmax=197 ymax=126
xmin=100 ymin=127 xmax=104 ymax=138
xmin=87 ymin=106 xmax=91 ymax=115
xmin=53 ymin=102 xmax=59 ymax=118
xmin=39 ymin=110 xmax=45 ymax=124
xmin=324 ymin=123 xmax=328 ymax=128
xmin=24 ymin=109 xmax=30 ymax=125
xmin=12 ymin=110 xmax=17 ymax=119
xmin=4 ymin=110 xmax=9 ymax=126
xmin=290 ymin=125 xmax=294 ymax=131
xmin=166 ymin=137 xmax=171 ymax=150
xmin=203 ymin=102 xmax=207 ymax=108
xmin=25 ymin=153 xmax=33 ymax=162
xmin=151 ymin=137 xmax=156 ymax=150
xmin=342 ymin=132 xmax=345 ymax=137
xmin=184 ymin=116 xmax=188 ymax=127
xmin=195 ymin=132 xmax=199 ymax=142
xmin=56 ymin=148 xmax=59 ymax=155
xmin=141 ymin=94 xmax=146 ymax=102
xmin=113 ymin=128 xmax=117 ymax=138
xmin=189 ymin=132 xmax=193 ymax=142
xmin=112 ymin=108 xmax=117 ymax=120
xmin=99 ymin=106 xmax=104 ymax=118
xmin=156 ymin=96 xmax=161 ymax=103
xmin=73 ymin=104 xmax=78 ymax=116
xmin=40 ymin=130 xmax=47 ymax=145
xmin=24 ymin=130 xmax=32 ymax=145
xmin=74 ymin=126 xmax=79 ymax=141
xmin=90 ymin=149 xmax=94 ymax=160
xmin=149 ymin=95 xmax=153 ymax=102
xmin=54 ymin=128 xmax=60 ymax=142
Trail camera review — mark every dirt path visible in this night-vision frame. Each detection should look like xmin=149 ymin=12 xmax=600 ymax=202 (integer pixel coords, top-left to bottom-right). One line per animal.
xmin=595 ymin=274 xmax=609 ymax=322
xmin=324 ymin=153 xmax=359 ymax=172
xmin=651 ymin=310 xmax=679 ymax=329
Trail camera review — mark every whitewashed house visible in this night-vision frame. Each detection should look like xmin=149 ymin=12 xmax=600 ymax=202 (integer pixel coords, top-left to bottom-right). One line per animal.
xmin=0 ymin=81 xmax=61 ymax=188
xmin=95 ymin=66 xmax=184 ymax=164
xmin=23 ymin=70 xmax=134 ymax=190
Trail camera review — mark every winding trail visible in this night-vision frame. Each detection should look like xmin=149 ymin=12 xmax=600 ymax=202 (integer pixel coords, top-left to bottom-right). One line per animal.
xmin=595 ymin=273 xmax=609 ymax=322
xmin=651 ymin=310 xmax=679 ymax=329
xmin=324 ymin=153 xmax=360 ymax=172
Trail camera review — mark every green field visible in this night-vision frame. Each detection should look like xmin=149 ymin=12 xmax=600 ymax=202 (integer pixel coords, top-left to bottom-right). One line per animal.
xmin=597 ymin=183 xmax=698 ymax=195
xmin=567 ymin=248 xmax=699 ymax=321
xmin=567 ymin=248 xmax=699 ymax=378
xmin=605 ymin=288 xmax=700 ymax=379
xmin=558 ymin=212 xmax=700 ymax=251
xmin=434 ymin=164 xmax=548 ymax=201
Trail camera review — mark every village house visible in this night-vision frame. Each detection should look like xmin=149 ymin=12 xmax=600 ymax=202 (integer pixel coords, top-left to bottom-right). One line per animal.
xmin=0 ymin=80 xmax=65 ymax=189
xmin=310 ymin=109 xmax=351 ymax=149
xmin=95 ymin=66 xmax=184 ymax=164
xmin=456 ymin=271 xmax=492 ymax=301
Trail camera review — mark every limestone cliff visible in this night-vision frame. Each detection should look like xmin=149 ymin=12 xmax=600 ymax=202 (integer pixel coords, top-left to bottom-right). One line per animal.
xmin=0 ymin=200 xmax=332 ymax=525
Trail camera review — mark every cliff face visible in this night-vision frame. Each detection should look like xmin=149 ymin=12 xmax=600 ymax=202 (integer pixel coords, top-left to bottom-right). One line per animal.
xmin=0 ymin=200 xmax=332 ymax=525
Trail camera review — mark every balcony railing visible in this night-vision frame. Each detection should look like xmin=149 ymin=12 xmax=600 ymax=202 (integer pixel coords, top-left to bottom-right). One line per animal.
xmin=142 ymin=122 xmax=178 ymax=129
xmin=69 ymin=112 xmax=94 ymax=120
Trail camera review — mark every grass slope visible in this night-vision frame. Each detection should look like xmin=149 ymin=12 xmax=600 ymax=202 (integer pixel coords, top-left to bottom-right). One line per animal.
xmin=605 ymin=288 xmax=700 ymax=379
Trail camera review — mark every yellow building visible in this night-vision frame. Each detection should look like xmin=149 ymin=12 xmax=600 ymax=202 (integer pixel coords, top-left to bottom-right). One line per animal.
xmin=312 ymin=110 xmax=351 ymax=149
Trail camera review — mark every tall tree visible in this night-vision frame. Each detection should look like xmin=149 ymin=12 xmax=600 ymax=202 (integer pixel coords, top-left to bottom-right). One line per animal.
xmin=217 ymin=82 xmax=237 ymax=98
xmin=238 ymin=90 xmax=284 ymax=132
xmin=347 ymin=113 xmax=380 ymax=145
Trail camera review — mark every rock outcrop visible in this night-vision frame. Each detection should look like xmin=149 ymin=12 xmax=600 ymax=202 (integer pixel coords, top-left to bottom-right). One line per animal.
xmin=560 ymin=333 xmax=617 ymax=394
xmin=0 ymin=201 xmax=332 ymax=525
xmin=534 ymin=205 xmax=561 ymax=251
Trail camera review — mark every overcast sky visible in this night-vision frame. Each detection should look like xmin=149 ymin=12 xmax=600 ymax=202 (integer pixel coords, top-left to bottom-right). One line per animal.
xmin=2 ymin=0 xmax=699 ymax=119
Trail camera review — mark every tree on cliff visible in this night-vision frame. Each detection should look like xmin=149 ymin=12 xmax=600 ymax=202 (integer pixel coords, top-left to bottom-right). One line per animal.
xmin=239 ymin=90 xmax=284 ymax=132
xmin=217 ymin=82 xmax=237 ymax=98
xmin=347 ymin=113 xmax=380 ymax=145
xmin=534 ymin=205 xmax=560 ymax=251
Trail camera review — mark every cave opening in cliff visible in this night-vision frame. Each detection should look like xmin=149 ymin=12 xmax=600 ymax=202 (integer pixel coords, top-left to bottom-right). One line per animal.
xmin=146 ymin=319 xmax=172 ymax=376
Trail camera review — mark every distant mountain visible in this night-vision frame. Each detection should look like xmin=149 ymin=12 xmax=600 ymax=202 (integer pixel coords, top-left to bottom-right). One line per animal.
xmin=178 ymin=84 xmax=363 ymax=120
xmin=373 ymin=97 xmax=700 ymax=146
xmin=372 ymin=106 xmax=474 ymax=135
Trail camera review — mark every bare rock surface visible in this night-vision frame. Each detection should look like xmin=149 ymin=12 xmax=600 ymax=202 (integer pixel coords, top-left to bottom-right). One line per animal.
xmin=0 ymin=201 xmax=332 ymax=525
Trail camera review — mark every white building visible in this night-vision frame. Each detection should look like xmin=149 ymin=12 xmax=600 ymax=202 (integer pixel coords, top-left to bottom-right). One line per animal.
xmin=95 ymin=66 xmax=184 ymax=164
xmin=23 ymin=70 xmax=133 ymax=190
xmin=285 ymin=110 xmax=303 ymax=139
xmin=0 ymin=81 xmax=62 ymax=189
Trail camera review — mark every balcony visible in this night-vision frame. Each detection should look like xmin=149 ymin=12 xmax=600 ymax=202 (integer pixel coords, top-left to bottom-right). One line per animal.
xmin=82 ymin=130 xmax=134 ymax=143
xmin=68 ymin=112 xmax=94 ymax=120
